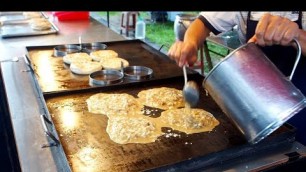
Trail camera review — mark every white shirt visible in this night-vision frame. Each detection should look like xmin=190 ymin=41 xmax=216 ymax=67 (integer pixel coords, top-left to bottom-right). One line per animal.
xmin=199 ymin=11 xmax=306 ymax=44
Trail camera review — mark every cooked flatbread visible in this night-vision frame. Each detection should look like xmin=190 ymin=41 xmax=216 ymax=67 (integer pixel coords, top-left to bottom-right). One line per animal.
xmin=86 ymin=93 xmax=143 ymax=117
xmin=90 ymin=50 xmax=118 ymax=61
xmin=99 ymin=57 xmax=129 ymax=70
xmin=63 ymin=52 xmax=92 ymax=64
xmin=160 ymin=108 xmax=220 ymax=134
xmin=29 ymin=18 xmax=51 ymax=30
xmin=137 ymin=87 xmax=185 ymax=110
xmin=23 ymin=12 xmax=42 ymax=19
xmin=106 ymin=116 xmax=164 ymax=144
xmin=70 ymin=61 xmax=102 ymax=75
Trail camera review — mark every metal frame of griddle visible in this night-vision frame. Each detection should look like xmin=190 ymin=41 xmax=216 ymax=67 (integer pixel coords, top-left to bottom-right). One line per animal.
xmin=40 ymin=73 xmax=297 ymax=172
xmin=23 ymin=54 xmax=72 ymax=172
xmin=25 ymin=39 xmax=197 ymax=95
xmin=22 ymin=39 xmax=199 ymax=172
xmin=25 ymin=39 xmax=297 ymax=172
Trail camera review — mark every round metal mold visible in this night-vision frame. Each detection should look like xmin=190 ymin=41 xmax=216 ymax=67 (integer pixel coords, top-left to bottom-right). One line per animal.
xmin=81 ymin=42 xmax=107 ymax=53
xmin=53 ymin=44 xmax=81 ymax=57
xmin=89 ymin=69 xmax=124 ymax=86
xmin=123 ymin=66 xmax=153 ymax=81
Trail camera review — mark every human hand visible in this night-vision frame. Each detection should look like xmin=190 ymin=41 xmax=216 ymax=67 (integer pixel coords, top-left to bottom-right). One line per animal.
xmin=248 ymin=13 xmax=301 ymax=46
xmin=167 ymin=40 xmax=198 ymax=67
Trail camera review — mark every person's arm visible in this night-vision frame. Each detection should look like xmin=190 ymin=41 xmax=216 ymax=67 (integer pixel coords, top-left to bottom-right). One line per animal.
xmin=184 ymin=18 xmax=211 ymax=52
xmin=167 ymin=18 xmax=211 ymax=67
xmin=248 ymin=13 xmax=306 ymax=56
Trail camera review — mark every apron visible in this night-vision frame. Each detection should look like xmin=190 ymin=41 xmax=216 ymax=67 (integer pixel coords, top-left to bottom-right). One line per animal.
xmin=246 ymin=11 xmax=306 ymax=145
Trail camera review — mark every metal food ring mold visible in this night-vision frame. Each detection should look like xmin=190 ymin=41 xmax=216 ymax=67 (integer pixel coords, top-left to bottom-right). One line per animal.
xmin=81 ymin=42 xmax=107 ymax=54
xmin=89 ymin=69 xmax=124 ymax=86
xmin=53 ymin=44 xmax=81 ymax=57
xmin=123 ymin=66 xmax=153 ymax=81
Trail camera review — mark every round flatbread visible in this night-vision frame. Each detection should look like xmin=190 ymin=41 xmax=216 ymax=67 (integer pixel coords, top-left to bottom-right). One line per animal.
xmin=29 ymin=18 xmax=51 ymax=30
xmin=160 ymin=108 xmax=220 ymax=134
xmin=106 ymin=116 xmax=163 ymax=144
xmin=70 ymin=61 xmax=102 ymax=75
xmin=90 ymin=50 xmax=118 ymax=61
xmin=99 ymin=57 xmax=129 ymax=70
xmin=63 ymin=52 xmax=92 ymax=64
xmin=86 ymin=93 xmax=143 ymax=117
xmin=137 ymin=87 xmax=185 ymax=110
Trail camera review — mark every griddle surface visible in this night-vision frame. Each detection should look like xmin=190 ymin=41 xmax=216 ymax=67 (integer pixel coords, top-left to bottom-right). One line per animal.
xmin=26 ymin=40 xmax=186 ymax=93
xmin=44 ymin=76 xmax=294 ymax=172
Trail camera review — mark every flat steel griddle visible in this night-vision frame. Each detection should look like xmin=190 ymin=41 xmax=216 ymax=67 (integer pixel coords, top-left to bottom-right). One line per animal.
xmin=43 ymin=75 xmax=295 ymax=172
xmin=25 ymin=40 xmax=296 ymax=171
xmin=26 ymin=40 xmax=191 ymax=94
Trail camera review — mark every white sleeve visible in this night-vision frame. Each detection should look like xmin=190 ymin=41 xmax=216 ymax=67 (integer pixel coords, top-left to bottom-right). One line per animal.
xmin=199 ymin=12 xmax=241 ymax=34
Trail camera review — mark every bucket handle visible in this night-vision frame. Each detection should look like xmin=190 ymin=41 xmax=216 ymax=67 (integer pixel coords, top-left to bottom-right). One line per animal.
xmin=289 ymin=38 xmax=301 ymax=80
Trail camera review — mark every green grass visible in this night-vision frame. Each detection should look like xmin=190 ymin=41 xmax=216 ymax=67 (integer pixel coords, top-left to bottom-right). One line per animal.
xmin=96 ymin=11 xmax=176 ymax=50
xmin=146 ymin=21 xmax=175 ymax=49
xmin=97 ymin=11 xmax=120 ymax=16
xmin=207 ymin=42 xmax=230 ymax=57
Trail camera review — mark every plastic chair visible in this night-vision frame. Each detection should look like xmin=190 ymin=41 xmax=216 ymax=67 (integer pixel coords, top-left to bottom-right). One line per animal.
xmin=120 ymin=11 xmax=139 ymax=37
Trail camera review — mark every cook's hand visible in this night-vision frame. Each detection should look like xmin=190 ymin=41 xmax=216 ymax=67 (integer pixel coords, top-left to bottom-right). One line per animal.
xmin=248 ymin=13 xmax=301 ymax=46
xmin=167 ymin=40 xmax=198 ymax=67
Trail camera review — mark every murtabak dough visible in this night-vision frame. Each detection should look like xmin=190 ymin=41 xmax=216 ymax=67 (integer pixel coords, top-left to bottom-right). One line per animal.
xmin=63 ymin=52 xmax=92 ymax=64
xmin=29 ymin=18 xmax=51 ymax=30
xmin=106 ymin=116 xmax=164 ymax=144
xmin=137 ymin=87 xmax=185 ymax=110
xmin=160 ymin=108 xmax=220 ymax=134
xmin=90 ymin=50 xmax=118 ymax=61
xmin=70 ymin=61 xmax=102 ymax=75
xmin=86 ymin=93 xmax=143 ymax=117
xmin=99 ymin=57 xmax=129 ymax=70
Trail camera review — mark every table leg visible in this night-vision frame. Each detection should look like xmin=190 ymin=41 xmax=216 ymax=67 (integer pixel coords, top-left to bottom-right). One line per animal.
xmin=107 ymin=11 xmax=110 ymax=27
xmin=204 ymin=41 xmax=213 ymax=71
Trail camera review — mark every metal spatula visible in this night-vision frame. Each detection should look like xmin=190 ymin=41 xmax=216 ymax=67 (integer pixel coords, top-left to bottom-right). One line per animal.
xmin=183 ymin=65 xmax=199 ymax=108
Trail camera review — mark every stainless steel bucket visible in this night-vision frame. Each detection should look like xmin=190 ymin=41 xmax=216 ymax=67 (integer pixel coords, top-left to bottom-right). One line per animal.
xmin=203 ymin=39 xmax=306 ymax=144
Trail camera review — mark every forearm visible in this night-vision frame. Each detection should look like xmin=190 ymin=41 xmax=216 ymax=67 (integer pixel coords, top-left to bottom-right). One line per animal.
xmin=183 ymin=18 xmax=211 ymax=50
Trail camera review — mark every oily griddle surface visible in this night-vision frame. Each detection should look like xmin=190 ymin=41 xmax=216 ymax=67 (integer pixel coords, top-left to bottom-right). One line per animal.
xmin=26 ymin=40 xmax=185 ymax=94
xmin=44 ymin=75 xmax=293 ymax=172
